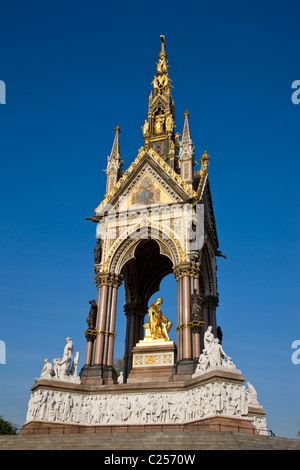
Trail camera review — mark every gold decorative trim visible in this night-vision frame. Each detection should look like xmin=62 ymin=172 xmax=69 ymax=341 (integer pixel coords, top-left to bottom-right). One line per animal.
xmin=133 ymin=351 xmax=174 ymax=367
xmin=103 ymin=220 xmax=185 ymax=273
xmin=94 ymin=271 xmax=123 ymax=288
xmin=175 ymin=320 xmax=204 ymax=332
xmin=196 ymin=151 xmax=210 ymax=199
xmin=84 ymin=329 xmax=117 ymax=338
xmin=173 ymin=261 xmax=200 ymax=279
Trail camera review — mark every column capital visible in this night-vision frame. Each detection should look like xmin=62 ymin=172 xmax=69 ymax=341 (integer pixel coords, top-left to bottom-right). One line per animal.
xmin=173 ymin=261 xmax=200 ymax=280
xmin=123 ymin=302 xmax=148 ymax=317
xmin=84 ymin=330 xmax=97 ymax=342
xmin=94 ymin=270 xmax=123 ymax=288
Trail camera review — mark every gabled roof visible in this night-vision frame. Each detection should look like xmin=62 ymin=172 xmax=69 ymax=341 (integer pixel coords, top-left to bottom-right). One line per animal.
xmin=95 ymin=147 xmax=197 ymax=215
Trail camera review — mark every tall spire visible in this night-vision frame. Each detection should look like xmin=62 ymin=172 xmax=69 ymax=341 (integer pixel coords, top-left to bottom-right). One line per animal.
xmin=151 ymin=35 xmax=172 ymax=96
xmin=142 ymin=35 xmax=180 ymax=170
xmin=105 ymin=125 xmax=123 ymax=195
xmin=178 ymin=110 xmax=195 ymax=185
xmin=182 ymin=110 xmax=192 ymax=143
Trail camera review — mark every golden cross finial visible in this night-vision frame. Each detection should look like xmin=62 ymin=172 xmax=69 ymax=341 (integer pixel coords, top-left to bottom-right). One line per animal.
xmin=184 ymin=109 xmax=190 ymax=118
xmin=115 ymin=125 xmax=121 ymax=134
xmin=159 ymin=35 xmax=167 ymax=59
xmin=160 ymin=35 xmax=166 ymax=53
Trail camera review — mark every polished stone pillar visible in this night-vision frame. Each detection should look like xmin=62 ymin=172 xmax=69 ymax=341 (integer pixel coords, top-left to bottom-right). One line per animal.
xmin=177 ymin=277 xmax=183 ymax=361
xmin=192 ymin=276 xmax=201 ymax=359
xmin=173 ymin=261 xmax=200 ymax=378
xmin=93 ymin=283 xmax=109 ymax=365
xmin=106 ymin=285 xmax=119 ymax=367
xmin=182 ymin=275 xmax=192 ymax=359
xmin=81 ymin=270 xmax=122 ymax=384
xmin=84 ymin=332 xmax=95 ymax=366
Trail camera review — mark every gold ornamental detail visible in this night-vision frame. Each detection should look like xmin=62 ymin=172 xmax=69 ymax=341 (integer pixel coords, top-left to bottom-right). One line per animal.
xmin=94 ymin=270 xmax=123 ymax=288
xmin=145 ymin=354 xmax=162 ymax=365
xmin=84 ymin=329 xmax=116 ymax=338
xmin=173 ymin=261 xmax=201 ymax=280
xmin=102 ymin=220 xmax=186 ymax=273
xmin=133 ymin=352 xmax=174 ymax=367
xmin=175 ymin=320 xmax=204 ymax=332
xmin=196 ymin=151 xmax=210 ymax=199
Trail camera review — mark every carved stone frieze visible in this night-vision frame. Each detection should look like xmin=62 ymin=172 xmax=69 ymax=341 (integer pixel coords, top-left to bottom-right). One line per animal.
xmin=25 ymin=379 xmax=267 ymax=435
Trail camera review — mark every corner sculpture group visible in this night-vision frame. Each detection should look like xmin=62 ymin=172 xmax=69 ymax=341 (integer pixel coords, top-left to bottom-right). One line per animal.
xmin=39 ymin=337 xmax=80 ymax=383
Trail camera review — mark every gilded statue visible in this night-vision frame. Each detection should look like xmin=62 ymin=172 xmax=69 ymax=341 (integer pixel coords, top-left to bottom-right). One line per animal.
xmin=157 ymin=56 xmax=168 ymax=73
xmin=148 ymin=297 xmax=172 ymax=341
xmin=174 ymin=132 xmax=181 ymax=147
xmin=154 ymin=114 xmax=165 ymax=134
xmin=166 ymin=114 xmax=174 ymax=132
xmin=142 ymin=119 xmax=149 ymax=136
xmin=157 ymin=74 xmax=168 ymax=88
xmin=152 ymin=76 xmax=159 ymax=91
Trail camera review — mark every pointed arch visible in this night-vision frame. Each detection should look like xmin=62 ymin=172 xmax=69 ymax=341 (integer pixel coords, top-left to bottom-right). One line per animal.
xmin=108 ymin=225 xmax=181 ymax=275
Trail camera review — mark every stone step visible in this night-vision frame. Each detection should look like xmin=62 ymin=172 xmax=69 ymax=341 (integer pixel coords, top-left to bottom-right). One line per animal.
xmin=0 ymin=431 xmax=299 ymax=450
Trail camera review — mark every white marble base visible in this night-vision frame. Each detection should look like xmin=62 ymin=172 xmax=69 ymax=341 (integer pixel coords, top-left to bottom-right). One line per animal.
xmin=25 ymin=373 xmax=268 ymax=435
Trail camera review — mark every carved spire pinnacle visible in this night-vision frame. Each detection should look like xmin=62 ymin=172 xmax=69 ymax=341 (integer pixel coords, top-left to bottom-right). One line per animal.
xmin=105 ymin=126 xmax=123 ymax=195
xmin=178 ymin=110 xmax=195 ymax=185
xmin=182 ymin=110 xmax=192 ymax=144
xmin=110 ymin=125 xmax=121 ymax=160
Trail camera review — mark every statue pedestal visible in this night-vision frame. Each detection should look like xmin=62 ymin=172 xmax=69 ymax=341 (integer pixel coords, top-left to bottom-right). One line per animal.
xmin=127 ymin=326 xmax=176 ymax=383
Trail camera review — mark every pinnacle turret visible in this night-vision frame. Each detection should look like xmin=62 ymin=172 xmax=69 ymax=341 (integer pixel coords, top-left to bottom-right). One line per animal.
xmin=105 ymin=125 xmax=123 ymax=195
xmin=178 ymin=110 xmax=195 ymax=185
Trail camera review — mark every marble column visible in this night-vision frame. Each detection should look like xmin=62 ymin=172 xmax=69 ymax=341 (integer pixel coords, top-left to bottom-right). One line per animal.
xmin=106 ymin=285 xmax=119 ymax=367
xmin=192 ymin=276 xmax=201 ymax=359
xmin=177 ymin=277 xmax=183 ymax=361
xmin=173 ymin=261 xmax=200 ymax=377
xmin=93 ymin=284 xmax=109 ymax=365
xmin=81 ymin=270 xmax=122 ymax=384
xmin=84 ymin=334 xmax=95 ymax=366
xmin=182 ymin=275 xmax=192 ymax=359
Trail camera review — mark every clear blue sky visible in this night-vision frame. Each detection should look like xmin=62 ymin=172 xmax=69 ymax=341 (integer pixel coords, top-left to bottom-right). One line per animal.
xmin=0 ymin=0 xmax=299 ymax=438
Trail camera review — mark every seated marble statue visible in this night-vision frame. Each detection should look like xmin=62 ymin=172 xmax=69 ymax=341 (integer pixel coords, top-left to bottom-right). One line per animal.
xmin=148 ymin=297 xmax=172 ymax=341
xmin=40 ymin=358 xmax=54 ymax=379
